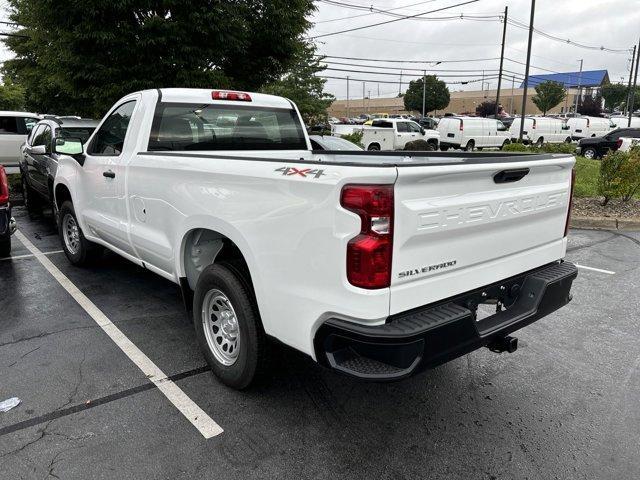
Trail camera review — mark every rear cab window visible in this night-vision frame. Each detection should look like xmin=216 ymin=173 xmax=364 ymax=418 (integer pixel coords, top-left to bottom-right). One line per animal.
xmin=147 ymin=103 xmax=307 ymax=151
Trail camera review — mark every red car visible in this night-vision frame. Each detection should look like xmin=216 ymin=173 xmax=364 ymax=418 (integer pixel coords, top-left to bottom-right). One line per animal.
xmin=0 ymin=165 xmax=15 ymax=256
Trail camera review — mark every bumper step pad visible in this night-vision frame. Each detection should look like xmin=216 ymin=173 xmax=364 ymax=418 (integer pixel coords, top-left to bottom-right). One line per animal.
xmin=316 ymin=261 xmax=578 ymax=381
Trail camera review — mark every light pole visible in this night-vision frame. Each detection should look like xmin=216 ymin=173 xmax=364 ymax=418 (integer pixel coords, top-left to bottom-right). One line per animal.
xmin=346 ymin=76 xmax=350 ymax=118
xmin=628 ymin=37 xmax=640 ymax=126
xmin=573 ymin=59 xmax=583 ymax=114
xmin=422 ymin=70 xmax=427 ymax=117
xmin=495 ymin=6 xmax=508 ymax=116
xmin=518 ymin=0 xmax=536 ymax=143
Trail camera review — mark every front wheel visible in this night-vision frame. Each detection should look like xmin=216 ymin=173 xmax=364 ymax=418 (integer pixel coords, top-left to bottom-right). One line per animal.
xmin=582 ymin=147 xmax=597 ymax=159
xmin=463 ymin=140 xmax=475 ymax=152
xmin=193 ymin=263 xmax=268 ymax=389
xmin=499 ymin=140 xmax=510 ymax=150
xmin=58 ymin=201 xmax=103 ymax=266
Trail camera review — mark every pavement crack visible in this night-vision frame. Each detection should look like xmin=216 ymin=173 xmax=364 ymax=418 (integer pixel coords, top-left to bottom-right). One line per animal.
xmin=5 ymin=345 xmax=42 ymax=368
xmin=0 ymin=325 xmax=96 ymax=348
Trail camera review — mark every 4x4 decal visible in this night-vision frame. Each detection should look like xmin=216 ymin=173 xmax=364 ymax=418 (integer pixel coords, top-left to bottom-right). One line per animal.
xmin=274 ymin=166 xmax=326 ymax=179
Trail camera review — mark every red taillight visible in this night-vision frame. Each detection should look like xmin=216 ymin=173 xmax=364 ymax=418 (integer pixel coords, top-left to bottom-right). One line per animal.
xmin=0 ymin=166 xmax=9 ymax=205
xmin=211 ymin=90 xmax=252 ymax=102
xmin=459 ymin=119 xmax=464 ymax=131
xmin=564 ymin=169 xmax=576 ymax=237
xmin=341 ymin=184 xmax=394 ymax=289
xmin=616 ymin=138 xmax=623 ymax=149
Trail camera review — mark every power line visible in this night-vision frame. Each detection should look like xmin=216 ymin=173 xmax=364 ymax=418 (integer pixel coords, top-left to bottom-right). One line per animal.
xmin=321 ymin=59 xmax=501 ymax=73
xmin=317 ymin=74 xmax=500 ymax=86
xmin=314 ymin=0 xmax=440 ymax=24
xmin=315 ymin=54 xmax=501 ymax=64
xmin=323 ymin=66 xmax=502 ymax=78
xmin=310 ymin=0 xmax=480 ymax=39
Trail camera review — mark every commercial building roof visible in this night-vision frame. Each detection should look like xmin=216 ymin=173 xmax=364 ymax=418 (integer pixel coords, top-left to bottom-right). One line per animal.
xmin=520 ymin=70 xmax=609 ymax=89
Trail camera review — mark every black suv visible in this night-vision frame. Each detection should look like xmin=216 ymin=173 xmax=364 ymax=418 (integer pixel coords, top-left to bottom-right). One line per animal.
xmin=577 ymin=128 xmax=640 ymax=159
xmin=19 ymin=116 xmax=98 ymax=216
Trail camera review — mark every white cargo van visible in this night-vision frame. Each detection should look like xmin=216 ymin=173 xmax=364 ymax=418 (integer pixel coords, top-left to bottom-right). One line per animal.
xmin=362 ymin=118 xmax=439 ymax=151
xmin=609 ymin=115 xmax=640 ymax=129
xmin=567 ymin=116 xmax=614 ymax=140
xmin=509 ymin=117 xmax=572 ymax=145
xmin=0 ymin=111 xmax=41 ymax=167
xmin=437 ymin=116 xmax=511 ymax=151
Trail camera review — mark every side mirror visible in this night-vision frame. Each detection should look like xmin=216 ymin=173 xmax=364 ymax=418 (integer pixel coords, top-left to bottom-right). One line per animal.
xmin=27 ymin=144 xmax=47 ymax=155
xmin=54 ymin=137 xmax=83 ymax=155
xmin=420 ymin=127 xmax=426 ymax=135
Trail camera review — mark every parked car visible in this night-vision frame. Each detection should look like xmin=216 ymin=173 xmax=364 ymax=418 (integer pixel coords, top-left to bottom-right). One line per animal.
xmin=509 ymin=117 xmax=572 ymax=145
xmin=0 ymin=111 xmax=42 ymax=168
xmin=576 ymin=128 xmax=640 ymax=159
xmin=609 ymin=115 xmax=640 ymax=129
xmin=567 ymin=116 xmax=614 ymax=141
xmin=20 ymin=116 xmax=98 ymax=216
xmin=437 ymin=116 xmax=511 ymax=151
xmin=363 ymin=118 xmax=439 ymax=151
xmin=54 ymin=88 xmax=577 ymax=389
xmin=417 ymin=117 xmax=439 ymax=130
xmin=0 ymin=164 xmax=16 ymax=256
xmin=309 ymin=135 xmax=362 ymax=151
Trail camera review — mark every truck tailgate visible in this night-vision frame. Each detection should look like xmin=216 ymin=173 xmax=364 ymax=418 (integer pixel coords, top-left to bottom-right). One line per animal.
xmin=390 ymin=155 xmax=575 ymax=315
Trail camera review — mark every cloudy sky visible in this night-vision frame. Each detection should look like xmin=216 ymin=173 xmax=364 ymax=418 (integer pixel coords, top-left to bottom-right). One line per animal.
xmin=309 ymin=0 xmax=640 ymax=99
xmin=0 ymin=0 xmax=638 ymax=102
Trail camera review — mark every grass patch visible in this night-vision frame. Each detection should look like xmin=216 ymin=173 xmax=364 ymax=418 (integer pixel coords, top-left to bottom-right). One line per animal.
xmin=573 ymin=156 xmax=599 ymax=198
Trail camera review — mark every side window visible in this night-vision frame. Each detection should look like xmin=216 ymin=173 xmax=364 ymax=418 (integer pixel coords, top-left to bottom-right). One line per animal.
xmin=0 ymin=116 xmax=19 ymax=134
xmin=28 ymin=124 xmax=43 ymax=145
xmin=32 ymin=125 xmax=52 ymax=152
xmin=408 ymin=122 xmax=422 ymax=133
xmin=89 ymin=101 xmax=136 ymax=155
xmin=17 ymin=117 xmax=40 ymax=135
xmin=396 ymin=122 xmax=409 ymax=133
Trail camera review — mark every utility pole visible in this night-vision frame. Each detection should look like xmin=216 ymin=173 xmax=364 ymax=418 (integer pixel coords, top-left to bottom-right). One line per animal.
xmin=377 ymin=84 xmax=380 ymax=98
xmin=362 ymin=81 xmax=365 ymax=113
xmin=422 ymin=70 xmax=427 ymax=117
xmin=625 ymin=46 xmax=636 ymax=117
xmin=495 ymin=6 xmax=508 ymax=116
xmin=509 ymin=74 xmax=515 ymax=115
xmin=346 ymin=76 xmax=350 ymax=118
xmin=399 ymin=70 xmax=403 ymax=96
xmin=368 ymin=90 xmax=371 ymax=113
xmin=518 ymin=0 xmax=536 ymax=142
xmin=573 ymin=59 xmax=583 ymax=115
xmin=628 ymin=37 xmax=640 ymax=126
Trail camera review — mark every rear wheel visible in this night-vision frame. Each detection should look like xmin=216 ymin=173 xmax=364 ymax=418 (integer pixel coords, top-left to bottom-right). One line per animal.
xmin=21 ymin=174 xmax=40 ymax=215
xmin=193 ymin=263 xmax=268 ymax=389
xmin=463 ymin=140 xmax=475 ymax=152
xmin=500 ymin=140 xmax=510 ymax=150
xmin=565 ymin=137 xmax=572 ymax=143
xmin=440 ymin=146 xmax=449 ymax=151
xmin=426 ymin=142 xmax=436 ymax=151
xmin=0 ymin=236 xmax=10 ymax=257
xmin=367 ymin=143 xmax=380 ymax=151
xmin=535 ymin=137 xmax=544 ymax=147
xmin=582 ymin=147 xmax=597 ymax=159
xmin=58 ymin=200 xmax=103 ymax=266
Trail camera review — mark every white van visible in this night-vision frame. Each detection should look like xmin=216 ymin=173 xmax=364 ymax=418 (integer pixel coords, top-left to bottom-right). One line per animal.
xmin=567 ymin=116 xmax=614 ymax=140
xmin=0 ymin=111 xmax=41 ymax=167
xmin=362 ymin=118 xmax=439 ymax=151
xmin=509 ymin=116 xmax=572 ymax=145
xmin=609 ymin=115 xmax=640 ymax=129
xmin=437 ymin=116 xmax=511 ymax=151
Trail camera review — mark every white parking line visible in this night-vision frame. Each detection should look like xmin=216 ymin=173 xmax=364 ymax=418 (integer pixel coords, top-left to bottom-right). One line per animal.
xmin=1 ymin=250 xmax=64 ymax=261
xmin=13 ymin=230 xmax=223 ymax=439
xmin=575 ymin=264 xmax=616 ymax=275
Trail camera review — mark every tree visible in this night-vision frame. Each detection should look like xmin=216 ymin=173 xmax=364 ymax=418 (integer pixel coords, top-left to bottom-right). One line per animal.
xmin=0 ymin=81 xmax=25 ymax=110
xmin=601 ymin=83 xmax=629 ymax=111
xmin=531 ymin=81 xmax=566 ymax=115
xmin=475 ymin=100 xmax=496 ymax=117
xmin=403 ymin=75 xmax=450 ymax=115
xmin=578 ymin=95 xmax=603 ymax=116
xmin=2 ymin=1 xmax=315 ymax=117
xmin=261 ymin=44 xmax=334 ymax=125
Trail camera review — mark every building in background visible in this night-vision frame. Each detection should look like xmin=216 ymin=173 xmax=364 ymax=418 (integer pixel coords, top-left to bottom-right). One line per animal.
xmin=521 ymin=70 xmax=610 ymax=99
xmin=328 ymin=87 xmax=581 ymax=118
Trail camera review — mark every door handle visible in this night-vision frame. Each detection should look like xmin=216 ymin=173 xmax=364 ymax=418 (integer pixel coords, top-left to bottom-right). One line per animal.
xmin=103 ymin=170 xmax=116 ymax=178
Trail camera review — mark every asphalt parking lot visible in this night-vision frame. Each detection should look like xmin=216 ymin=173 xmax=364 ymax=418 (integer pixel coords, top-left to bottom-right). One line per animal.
xmin=1 ymin=206 xmax=639 ymax=479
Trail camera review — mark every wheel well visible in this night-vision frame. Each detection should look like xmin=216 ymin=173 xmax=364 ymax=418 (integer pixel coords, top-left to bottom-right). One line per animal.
xmin=54 ymin=184 xmax=72 ymax=209
xmin=427 ymin=138 xmax=438 ymax=146
xmin=182 ymin=228 xmax=252 ymax=292
xmin=367 ymin=143 xmax=380 ymax=150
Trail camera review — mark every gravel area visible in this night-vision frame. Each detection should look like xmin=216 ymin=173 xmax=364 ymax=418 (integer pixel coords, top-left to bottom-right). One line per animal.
xmin=573 ymin=197 xmax=640 ymax=219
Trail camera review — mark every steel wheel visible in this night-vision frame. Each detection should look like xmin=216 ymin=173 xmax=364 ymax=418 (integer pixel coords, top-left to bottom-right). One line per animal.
xmin=583 ymin=148 xmax=597 ymax=159
xmin=201 ymin=289 xmax=241 ymax=366
xmin=62 ymin=213 xmax=80 ymax=255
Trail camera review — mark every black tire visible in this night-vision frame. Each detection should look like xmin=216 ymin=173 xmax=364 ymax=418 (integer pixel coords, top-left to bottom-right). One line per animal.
xmin=582 ymin=147 xmax=598 ymax=160
xmin=367 ymin=143 xmax=380 ymax=151
xmin=499 ymin=140 xmax=510 ymax=150
xmin=21 ymin=173 xmax=40 ymax=215
xmin=565 ymin=137 xmax=572 ymax=143
xmin=440 ymin=146 xmax=449 ymax=151
xmin=58 ymin=200 xmax=102 ymax=266
xmin=0 ymin=236 xmax=10 ymax=257
xmin=193 ymin=262 xmax=267 ymax=389
xmin=463 ymin=140 xmax=475 ymax=152
xmin=535 ymin=138 xmax=544 ymax=147
xmin=426 ymin=143 xmax=436 ymax=151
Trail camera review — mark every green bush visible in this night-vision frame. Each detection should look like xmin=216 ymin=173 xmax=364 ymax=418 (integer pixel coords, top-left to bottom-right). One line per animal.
xmin=619 ymin=146 xmax=640 ymax=201
xmin=404 ymin=139 xmax=434 ymax=151
xmin=539 ymin=143 xmax=576 ymax=154
xmin=501 ymin=142 xmax=531 ymax=152
xmin=341 ymin=130 xmax=364 ymax=149
xmin=597 ymin=150 xmax=632 ymax=205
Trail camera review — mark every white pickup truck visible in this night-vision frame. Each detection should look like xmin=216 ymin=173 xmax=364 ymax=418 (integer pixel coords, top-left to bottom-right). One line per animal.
xmin=362 ymin=118 xmax=440 ymax=151
xmin=54 ymin=88 xmax=578 ymax=389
